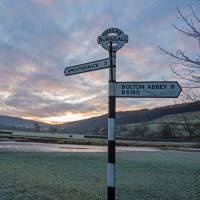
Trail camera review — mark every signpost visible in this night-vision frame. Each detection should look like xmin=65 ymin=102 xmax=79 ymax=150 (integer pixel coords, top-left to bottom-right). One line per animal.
xmin=64 ymin=27 xmax=182 ymax=200
xmin=109 ymin=81 xmax=182 ymax=98
xmin=107 ymin=41 xmax=116 ymax=200
xmin=64 ymin=58 xmax=109 ymax=76
xmin=97 ymin=27 xmax=128 ymax=51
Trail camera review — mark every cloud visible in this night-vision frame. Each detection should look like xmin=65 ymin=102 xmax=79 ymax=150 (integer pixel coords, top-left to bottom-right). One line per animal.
xmin=0 ymin=0 xmax=197 ymax=123
xmin=33 ymin=0 xmax=53 ymax=6
xmin=4 ymin=88 xmax=99 ymax=117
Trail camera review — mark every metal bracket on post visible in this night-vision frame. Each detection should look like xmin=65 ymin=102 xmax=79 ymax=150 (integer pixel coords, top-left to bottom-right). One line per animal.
xmin=109 ymin=82 xmax=116 ymax=97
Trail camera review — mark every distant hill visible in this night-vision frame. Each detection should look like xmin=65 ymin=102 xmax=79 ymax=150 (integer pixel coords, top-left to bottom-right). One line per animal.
xmin=117 ymin=111 xmax=200 ymax=139
xmin=0 ymin=115 xmax=48 ymax=128
xmin=0 ymin=101 xmax=199 ymax=133
xmin=60 ymin=101 xmax=200 ymax=134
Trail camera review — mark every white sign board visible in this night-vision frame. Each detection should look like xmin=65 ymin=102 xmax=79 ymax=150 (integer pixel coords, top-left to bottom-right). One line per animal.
xmin=64 ymin=58 xmax=109 ymax=76
xmin=97 ymin=27 xmax=128 ymax=51
xmin=109 ymin=81 xmax=182 ymax=98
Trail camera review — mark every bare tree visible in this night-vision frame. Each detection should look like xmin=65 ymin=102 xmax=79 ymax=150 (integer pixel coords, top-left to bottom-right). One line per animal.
xmin=33 ymin=122 xmax=40 ymax=132
xmin=160 ymin=3 xmax=200 ymax=101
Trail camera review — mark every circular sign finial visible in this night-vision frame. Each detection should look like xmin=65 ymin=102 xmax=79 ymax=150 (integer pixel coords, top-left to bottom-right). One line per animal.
xmin=97 ymin=27 xmax=128 ymax=51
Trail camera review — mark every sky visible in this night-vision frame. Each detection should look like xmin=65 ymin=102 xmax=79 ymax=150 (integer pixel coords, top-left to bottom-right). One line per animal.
xmin=0 ymin=0 xmax=199 ymax=124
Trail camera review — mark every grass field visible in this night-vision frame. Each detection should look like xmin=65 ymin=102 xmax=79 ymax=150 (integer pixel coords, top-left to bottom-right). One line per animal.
xmin=0 ymin=151 xmax=200 ymax=200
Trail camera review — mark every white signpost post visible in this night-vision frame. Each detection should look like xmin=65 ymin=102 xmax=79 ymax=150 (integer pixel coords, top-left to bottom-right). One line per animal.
xmin=64 ymin=27 xmax=182 ymax=200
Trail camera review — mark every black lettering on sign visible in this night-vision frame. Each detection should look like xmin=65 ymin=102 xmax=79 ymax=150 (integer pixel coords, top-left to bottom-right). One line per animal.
xmin=122 ymin=90 xmax=141 ymax=95
xmin=122 ymin=84 xmax=144 ymax=90
xmin=125 ymin=84 xmax=132 ymax=89
xmin=148 ymin=84 xmax=167 ymax=89
xmin=105 ymin=28 xmax=122 ymax=35
xmin=138 ymin=84 xmax=144 ymax=89
xmin=160 ymin=84 xmax=167 ymax=90
xmin=87 ymin=65 xmax=90 ymax=69
xmin=111 ymin=36 xmax=117 ymax=42
xmin=91 ymin=64 xmax=97 ymax=69
xmin=114 ymin=29 xmax=119 ymax=34
xmin=171 ymin=84 xmax=175 ymax=89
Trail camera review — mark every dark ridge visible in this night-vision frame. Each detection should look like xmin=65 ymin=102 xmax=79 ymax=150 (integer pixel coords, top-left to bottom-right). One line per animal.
xmin=60 ymin=101 xmax=200 ymax=134
xmin=0 ymin=101 xmax=199 ymax=133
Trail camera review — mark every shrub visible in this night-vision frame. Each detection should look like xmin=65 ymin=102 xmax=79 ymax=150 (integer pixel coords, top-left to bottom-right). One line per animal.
xmin=160 ymin=124 xmax=174 ymax=139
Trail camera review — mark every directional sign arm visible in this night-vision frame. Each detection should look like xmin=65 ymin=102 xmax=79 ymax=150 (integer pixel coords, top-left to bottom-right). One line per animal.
xmin=64 ymin=58 xmax=109 ymax=76
xmin=109 ymin=81 xmax=182 ymax=98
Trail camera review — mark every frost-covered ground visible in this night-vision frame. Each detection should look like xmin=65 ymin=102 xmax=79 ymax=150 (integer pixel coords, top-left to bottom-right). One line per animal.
xmin=0 ymin=141 xmax=159 ymax=152
xmin=0 ymin=150 xmax=200 ymax=200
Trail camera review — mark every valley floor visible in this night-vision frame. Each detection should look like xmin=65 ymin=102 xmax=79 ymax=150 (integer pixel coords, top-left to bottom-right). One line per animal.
xmin=1 ymin=130 xmax=200 ymax=149
xmin=0 ymin=150 xmax=200 ymax=200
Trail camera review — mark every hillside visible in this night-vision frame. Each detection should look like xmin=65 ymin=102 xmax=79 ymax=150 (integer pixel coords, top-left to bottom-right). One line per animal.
xmin=0 ymin=101 xmax=199 ymax=134
xmin=0 ymin=115 xmax=48 ymax=128
xmin=117 ymin=111 xmax=200 ymax=139
xmin=60 ymin=101 xmax=200 ymax=134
